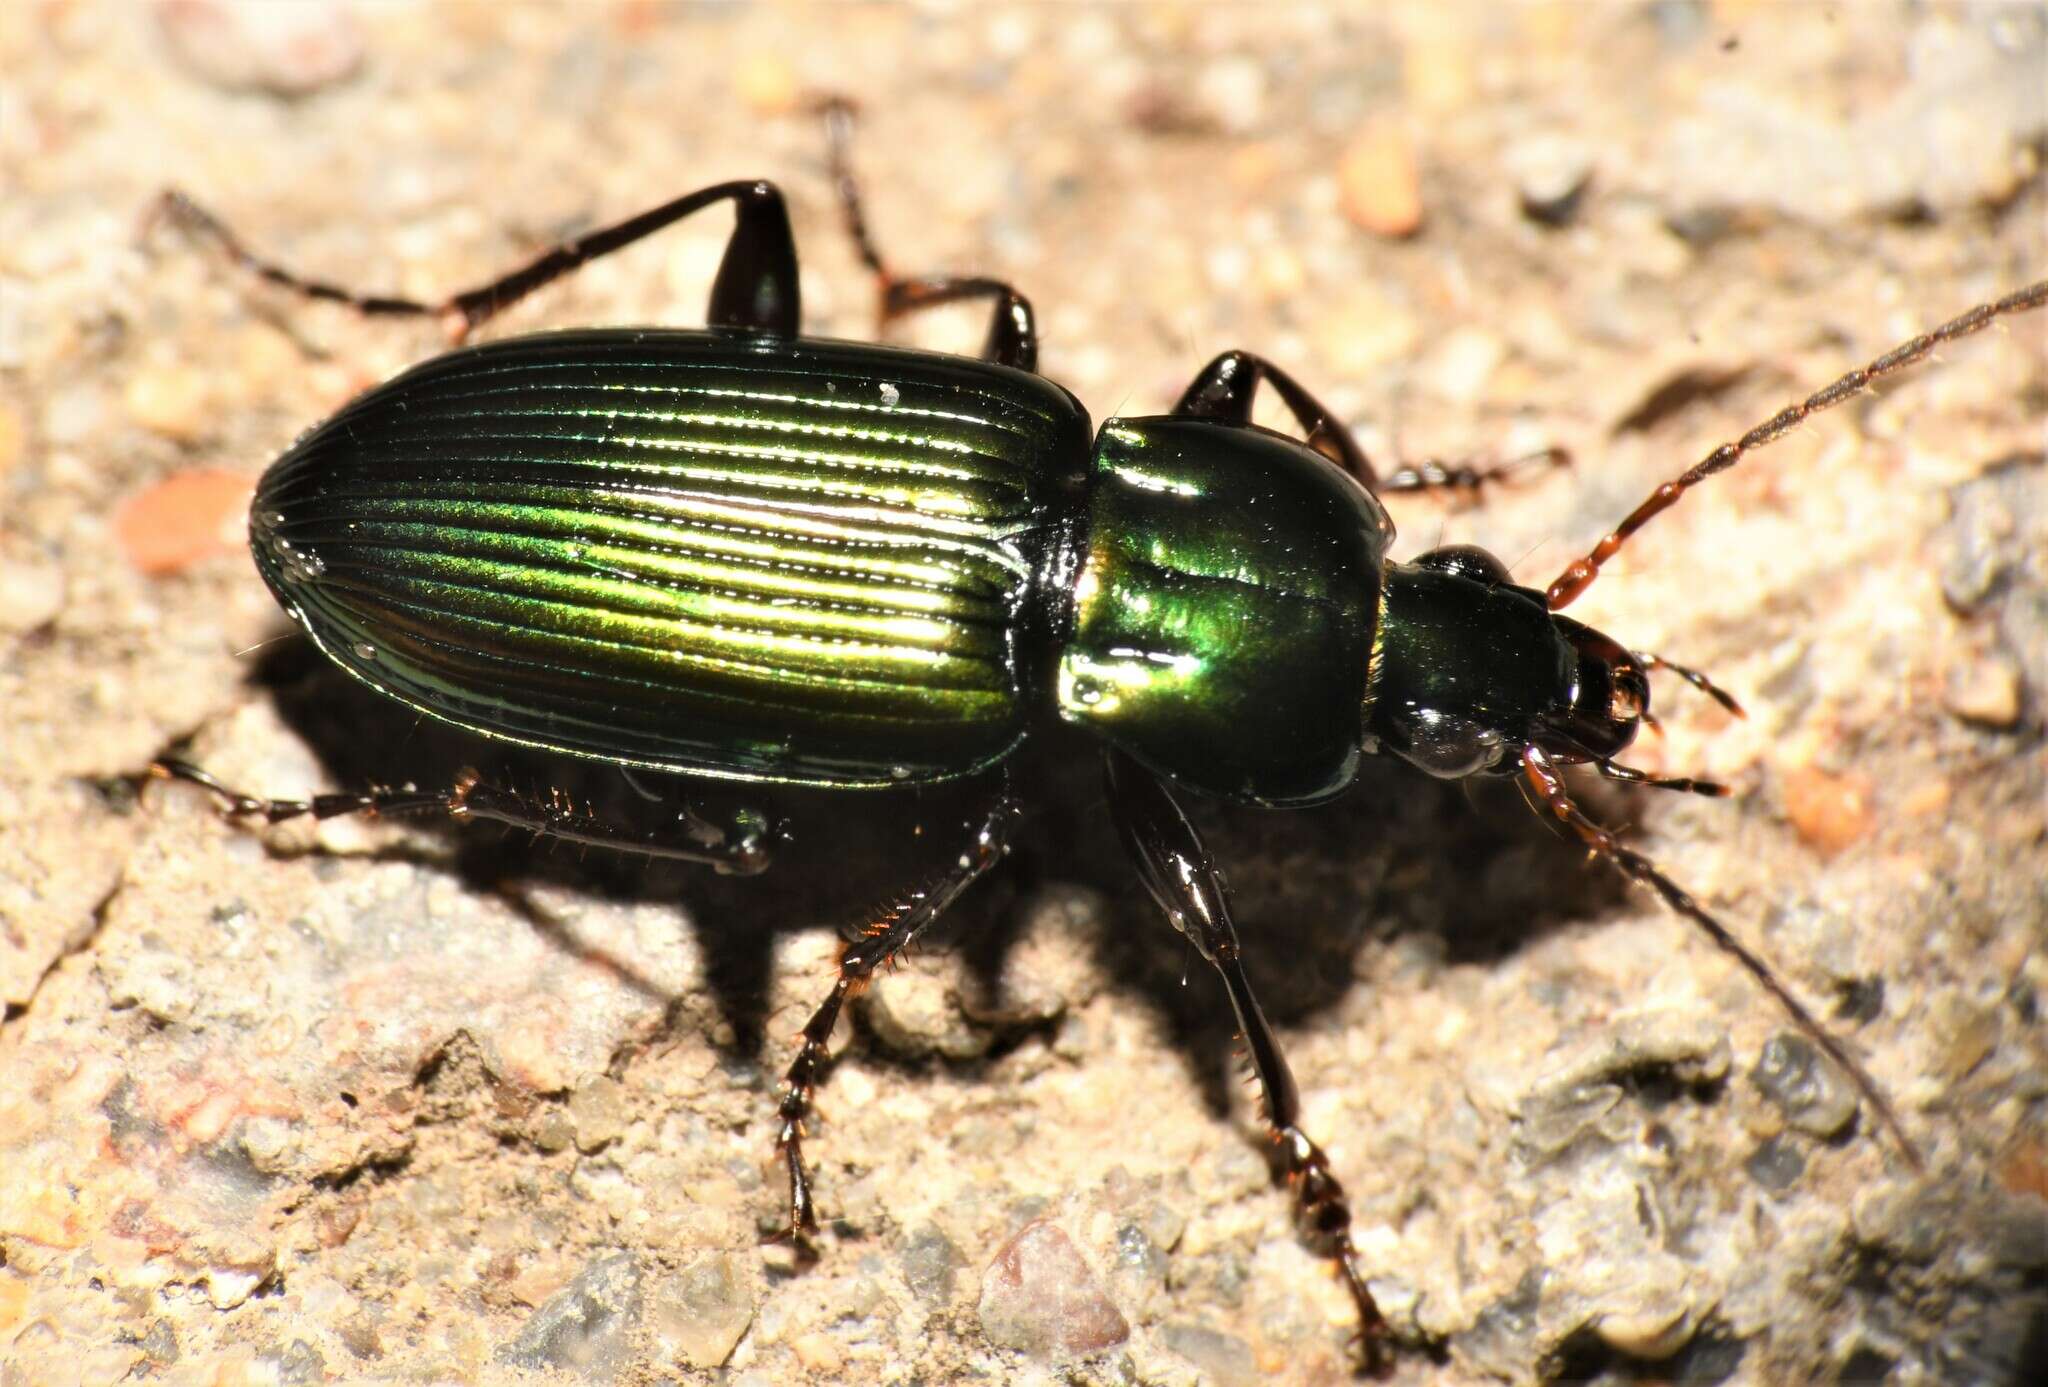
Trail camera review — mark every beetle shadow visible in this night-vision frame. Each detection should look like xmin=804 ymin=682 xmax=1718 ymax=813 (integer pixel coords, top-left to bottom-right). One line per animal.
xmin=243 ymin=638 xmax=1034 ymax=1062
xmin=1001 ymin=726 xmax=1631 ymax=1126
xmin=245 ymin=636 xmax=1630 ymax=1133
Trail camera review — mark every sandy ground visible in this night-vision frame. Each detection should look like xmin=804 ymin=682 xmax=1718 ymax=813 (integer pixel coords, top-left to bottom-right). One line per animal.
xmin=2 ymin=3 xmax=2044 ymax=1385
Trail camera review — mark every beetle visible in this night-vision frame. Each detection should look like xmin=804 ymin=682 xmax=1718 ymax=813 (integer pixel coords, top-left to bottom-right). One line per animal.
xmin=146 ymin=115 xmax=2046 ymax=1371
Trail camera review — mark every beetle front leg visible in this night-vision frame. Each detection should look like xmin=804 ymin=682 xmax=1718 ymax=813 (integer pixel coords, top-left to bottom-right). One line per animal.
xmin=149 ymin=758 xmax=774 ymax=876
xmin=772 ymin=787 xmax=1019 ymax=1253
xmin=1102 ymin=750 xmax=1391 ymax=1374
xmin=1176 ymin=349 xmax=1567 ymax=501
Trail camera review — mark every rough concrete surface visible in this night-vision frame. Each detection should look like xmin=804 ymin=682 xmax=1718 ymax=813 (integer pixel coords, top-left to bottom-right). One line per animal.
xmin=2 ymin=4 xmax=2044 ymax=1385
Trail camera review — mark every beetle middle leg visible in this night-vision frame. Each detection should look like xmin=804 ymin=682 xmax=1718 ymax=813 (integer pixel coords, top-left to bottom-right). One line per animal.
xmin=1103 ymin=750 xmax=1392 ymax=1373
xmin=817 ymin=95 xmax=1038 ymax=371
xmin=146 ymin=176 xmax=803 ymax=341
xmin=772 ymin=786 xmax=1020 ymax=1253
xmin=149 ymin=758 xmax=774 ymax=876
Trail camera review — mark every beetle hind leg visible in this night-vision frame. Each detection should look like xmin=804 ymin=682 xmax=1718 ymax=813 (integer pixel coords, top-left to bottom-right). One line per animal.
xmin=1103 ymin=750 xmax=1394 ymax=1374
xmin=770 ymin=789 xmax=1019 ymax=1254
xmin=145 ymin=177 xmax=802 ymax=342
xmin=816 ymin=95 xmax=1038 ymax=371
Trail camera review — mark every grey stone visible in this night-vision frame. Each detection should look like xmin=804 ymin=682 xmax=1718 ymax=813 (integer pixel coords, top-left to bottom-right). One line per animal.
xmin=647 ymin=1252 xmax=755 ymax=1370
xmin=1160 ymin=1322 xmax=1258 ymax=1387
xmin=1749 ymin=1032 xmax=1858 ymax=1139
xmin=901 ymin=1224 xmax=962 ymax=1306
xmin=497 ymin=1252 xmax=643 ymax=1381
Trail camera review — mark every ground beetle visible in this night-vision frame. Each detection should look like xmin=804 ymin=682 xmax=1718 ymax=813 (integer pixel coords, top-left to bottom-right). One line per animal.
xmin=147 ymin=108 xmax=2047 ymax=1371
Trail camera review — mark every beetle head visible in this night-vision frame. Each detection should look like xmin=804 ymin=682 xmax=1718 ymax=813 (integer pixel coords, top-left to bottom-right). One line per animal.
xmin=1369 ymin=546 xmax=1647 ymax=779
xmin=1539 ymin=612 xmax=1649 ymax=763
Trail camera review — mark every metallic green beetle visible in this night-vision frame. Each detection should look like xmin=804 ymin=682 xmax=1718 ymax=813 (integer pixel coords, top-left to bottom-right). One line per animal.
xmin=154 ymin=166 xmax=2045 ymax=1371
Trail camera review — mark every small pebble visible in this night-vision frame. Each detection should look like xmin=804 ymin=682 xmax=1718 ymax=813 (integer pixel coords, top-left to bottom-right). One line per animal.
xmin=123 ymin=361 xmax=212 ymax=442
xmin=901 ymin=1224 xmax=962 ymax=1305
xmin=0 ymin=560 xmax=64 ymax=634
xmin=1925 ymin=989 xmax=2000 ymax=1083
xmin=977 ymin=1220 xmax=1128 ymax=1358
xmin=113 ymin=469 xmax=254 ymax=577
xmin=1781 ymin=766 xmax=1874 ymax=857
xmin=731 ymin=53 xmax=800 ymax=117
xmin=568 ymin=1077 xmax=628 ymax=1153
xmin=790 ymin=1333 xmax=843 ymax=1371
xmin=1338 ymin=122 xmax=1423 ymax=239
xmin=531 ymin=1110 xmax=574 ymax=1155
xmin=859 ymin=959 xmax=989 ymax=1060
xmin=1744 ymin=1135 xmax=1807 ymax=1193
xmin=647 ymin=1253 xmax=755 ymax=1370
xmin=1506 ymin=133 xmax=1595 ymax=227
xmin=202 ymin=1266 xmax=264 ymax=1310
xmin=496 ymin=1252 xmax=642 ymax=1376
xmin=270 ymin=1339 xmax=324 ymax=1387
xmin=1195 ymin=56 xmax=1268 ymax=136
xmin=1161 ymin=1322 xmax=1258 ymax=1387
xmin=153 ymin=0 xmax=364 ymax=96
xmin=1596 ymin=1301 xmax=1700 ymax=1360
xmin=1944 ymin=650 xmax=2023 ymax=728
xmin=1749 ymin=1032 xmax=1858 ymax=1139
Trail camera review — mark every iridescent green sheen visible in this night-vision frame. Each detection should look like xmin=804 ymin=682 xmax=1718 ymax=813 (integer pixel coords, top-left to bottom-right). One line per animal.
xmin=1055 ymin=417 xmax=1392 ymax=806
xmin=252 ymin=330 xmax=1090 ymax=786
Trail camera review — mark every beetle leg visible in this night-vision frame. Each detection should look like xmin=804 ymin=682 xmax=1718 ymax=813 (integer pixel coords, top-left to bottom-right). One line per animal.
xmin=145 ymin=179 xmax=801 ymax=342
xmin=1377 ymin=445 xmax=1571 ymax=498
xmin=1174 ymin=349 xmax=1381 ymax=487
xmin=816 ymin=95 xmax=1038 ymax=370
xmin=772 ymin=788 xmax=1019 ymax=1255
xmin=1102 ymin=750 xmax=1392 ymax=1375
xmin=1588 ymin=757 xmax=1729 ymax=798
xmin=1175 ymin=349 xmax=1566 ymax=504
xmin=148 ymin=758 xmax=774 ymax=875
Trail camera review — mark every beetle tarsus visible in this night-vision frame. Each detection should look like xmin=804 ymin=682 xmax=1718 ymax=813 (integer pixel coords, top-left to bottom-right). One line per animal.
xmin=769 ymin=790 xmax=1018 ymax=1256
xmin=1379 ymin=445 xmax=1572 ymax=501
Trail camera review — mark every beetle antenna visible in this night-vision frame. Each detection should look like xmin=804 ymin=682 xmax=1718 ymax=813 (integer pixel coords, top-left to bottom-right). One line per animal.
xmin=1546 ymin=280 xmax=2048 ymax=611
xmin=1521 ymin=745 xmax=1924 ymax=1172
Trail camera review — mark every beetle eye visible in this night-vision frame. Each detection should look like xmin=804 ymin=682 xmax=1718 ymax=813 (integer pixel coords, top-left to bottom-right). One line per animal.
xmin=1414 ymin=544 xmax=1511 ymax=586
xmin=1610 ymin=666 xmax=1649 ymax=722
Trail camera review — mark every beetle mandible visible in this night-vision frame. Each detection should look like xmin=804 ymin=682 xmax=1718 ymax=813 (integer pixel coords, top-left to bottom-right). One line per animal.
xmin=147 ymin=107 xmax=2047 ymax=1372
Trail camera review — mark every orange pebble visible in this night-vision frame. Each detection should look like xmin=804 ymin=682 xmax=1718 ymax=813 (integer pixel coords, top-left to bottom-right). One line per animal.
xmin=113 ymin=469 xmax=254 ymax=576
xmin=1338 ymin=122 xmax=1424 ymax=239
xmin=1781 ymin=765 xmax=1875 ymax=856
